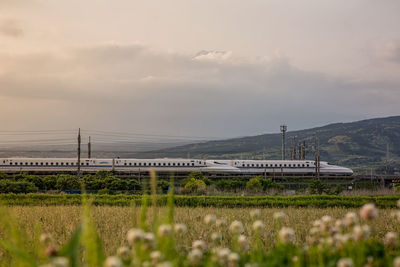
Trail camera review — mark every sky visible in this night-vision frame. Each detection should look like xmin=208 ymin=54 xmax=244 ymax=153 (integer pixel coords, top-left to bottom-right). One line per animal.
xmin=0 ymin=0 xmax=400 ymax=142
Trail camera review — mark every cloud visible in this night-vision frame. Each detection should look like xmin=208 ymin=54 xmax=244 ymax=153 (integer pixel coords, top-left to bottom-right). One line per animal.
xmin=0 ymin=43 xmax=399 ymax=136
xmin=374 ymin=40 xmax=400 ymax=64
xmin=0 ymin=19 xmax=23 ymax=37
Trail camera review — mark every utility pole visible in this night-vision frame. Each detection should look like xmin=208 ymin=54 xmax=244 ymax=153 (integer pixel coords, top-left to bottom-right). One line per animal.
xmin=280 ymin=125 xmax=287 ymax=160
xmin=88 ymin=136 xmax=91 ymax=159
xmin=314 ymin=133 xmax=320 ymax=179
xmin=77 ymin=128 xmax=81 ymax=177
xmin=385 ymin=143 xmax=390 ymax=175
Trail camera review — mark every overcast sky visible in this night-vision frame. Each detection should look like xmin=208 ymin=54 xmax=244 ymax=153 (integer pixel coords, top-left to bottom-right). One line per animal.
xmin=1 ymin=0 xmax=400 ymax=140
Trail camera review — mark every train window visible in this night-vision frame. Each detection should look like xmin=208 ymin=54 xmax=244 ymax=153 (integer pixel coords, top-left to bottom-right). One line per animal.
xmin=35 ymin=162 xmax=38 ymax=165
xmin=275 ymin=164 xmax=278 ymax=167
xmin=124 ymin=163 xmax=127 ymax=166
xmin=45 ymin=162 xmax=48 ymax=165
xmin=143 ymin=163 xmax=147 ymax=166
xmin=284 ymin=164 xmax=287 ymax=167
xmin=66 ymin=163 xmax=69 ymax=166
xmin=87 ymin=163 xmax=89 ymax=166
xmin=20 ymin=162 xmax=23 ymax=165
xmin=163 ymin=163 xmax=166 ymax=166
xmin=177 ymin=163 xmax=180 ymax=166
xmin=61 ymin=162 xmax=64 ymax=165
xmin=242 ymin=164 xmax=245 ymax=167
xmin=40 ymin=162 xmax=44 ymax=165
xmin=247 ymin=164 xmax=250 ymax=167
xmin=81 ymin=162 xmax=84 ymax=165
xmin=302 ymin=164 xmax=305 ymax=167
xmin=288 ymin=164 xmax=291 ymax=167
xmin=158 ymin=163 xmax=161 ymax=166
xmin=307 ymin=164 xmax=310 ymax=167
xmin=134 ymin=163 xmax=137 ymax=166
xmin=172 ymin=163 xmax=176 ymax=166
xmin=30 ymin=162 xmax=33 ymax=165
xmin=25 ymin=162 xmax=28 ymax=165
xmin=129 ymin=163 xmax=132 ymax=166
xmin=192 ymin=163 xmax=194 ymax=166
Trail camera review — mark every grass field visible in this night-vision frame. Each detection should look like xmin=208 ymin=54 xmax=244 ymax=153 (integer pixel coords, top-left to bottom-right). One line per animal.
xmin=4 ymin=205 xmax=400 ymax=255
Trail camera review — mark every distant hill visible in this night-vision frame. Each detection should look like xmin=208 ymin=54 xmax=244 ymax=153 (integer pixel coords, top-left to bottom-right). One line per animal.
xmin=131 ymin=116 xmax=400 ymax=169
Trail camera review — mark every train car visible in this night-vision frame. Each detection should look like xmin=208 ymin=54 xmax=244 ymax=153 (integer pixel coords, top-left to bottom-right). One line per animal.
xmin=0 ymin=157 xmax=353 ymax=176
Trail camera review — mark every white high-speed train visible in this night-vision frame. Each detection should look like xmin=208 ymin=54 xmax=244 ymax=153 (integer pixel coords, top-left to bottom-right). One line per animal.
xmin=0 ymin=158 xmax=353 ymax=176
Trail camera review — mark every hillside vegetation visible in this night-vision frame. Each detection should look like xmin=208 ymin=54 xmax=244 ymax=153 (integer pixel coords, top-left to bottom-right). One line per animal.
xmin=135 ymin=116 xmax=400 ymax=170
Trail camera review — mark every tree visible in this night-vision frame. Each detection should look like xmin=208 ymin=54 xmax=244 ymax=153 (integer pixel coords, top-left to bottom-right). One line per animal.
xmin=184 ymin=178 xmax=206 ymax=194
xmin=246 ymin=177 xmax=262 ymax=191
xmin=56 ymin=175 xmax=81 ymax=191
xmin=308 ymin=180 xmax=327 ymax=194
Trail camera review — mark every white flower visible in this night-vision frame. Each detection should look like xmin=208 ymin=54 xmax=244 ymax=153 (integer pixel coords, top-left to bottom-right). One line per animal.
xmin=394 ymin=257 xmax=400 ymax=267
xmin=312 ymin=220 xmax=322 ymax=228
xmin=279 ymin=227 xmax=295 ymax=244
xmin=117 ymin=246 xmax=130 ymax=260
xmin=211 ymin=232 xmax=222 ymax=242
xmin=127 ymin=228 xmax=144 ymax=245
xmin=156 ymin=262 xmax=173 ymax=267
xmin=143 ymin=232 xmax=156 ymax=250
xmin=158 ymin=224 xmax=172 ymax=237
xmin=228 ymin=252 xmax=240 ymax=267
xmin=273 ymin=212 xmax=286 ymax=221
xmin=50 ymin=257 xmax=69 ymax=267
xmin=204 ymin=214 xmax=217 ymax=225
xmin=252 ymin=220 xmax=265 ymax=233
xmin=187 ymin=249 xmax=203 ymax=266
xmin=174 ymin=223 xmax=187 ymax=234
xmin=217 ymin=247 xmax=231 ymax=265
xmin=216 ymin=218 xmax=227 ymax=227
xmin=40 ymin=233 xmax=53 ymax=245
xmin=104 ymin=256 xmax=122 ymax=267
xmin=344 ymin=212 xmax=358 ymax=228
xmin=360 ymin=204 xmax=378 ymax=221
xmin=337 ymin=258 xmax=354 ymax=267
xmin=229 ymin=220 xmax=244 ymax=234
xmin=238 ymin=235 xmax=250 ymax=251
xmin=250 ymin=209 xmax=261 ymax=219
xmin=353 ymin=225 xmax=370 ymax=241
xmin=150 ymin=251 xmax=163 ymax=264
xmin=192 ymin=240 xmax=207 ymax=252
xmin=384 ymin=232 xmax=398 ymax=247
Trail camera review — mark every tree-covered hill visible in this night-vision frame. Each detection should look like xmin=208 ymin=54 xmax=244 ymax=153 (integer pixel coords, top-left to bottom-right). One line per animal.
xmin=133 ymin=116 xmax=400 ymax=169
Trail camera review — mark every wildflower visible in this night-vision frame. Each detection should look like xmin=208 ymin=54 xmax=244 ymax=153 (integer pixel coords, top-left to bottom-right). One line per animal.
xmin=40 ymin=233 xmax=53 ymax=245
xmin=150 ymin=251 xmax=163 ymax=264
xmin=360 ymin=204 xmax=378 ymax=221
xmin=344 ymin=212 xmax=358 ymax=228
xmin=273 ymin=211 xmax=286 ymax=221
xmin=250 ymin=209 xmax=261 ymax=219
xmin=143 ymin=232 xmax=156 ymax=250
xmin=187 ymin=249 xmax=203 ymax=266
xmin=397 ymin=199 xmax=400 ymax=209
xmin=156 ymin=262 xmax=173 ymax=267
xmin=309 ymin=227 xmax=320 ymax=237
xmin=192 ymin=240 xmax=207 ymax=252
xmin=238 ymin=234 xmax=250 ymax=251
xmin=394 ymin=257 xmax=400 ymax=267
xmin=391 ymin=211 xmax=400 ymax=222
xmin=229 ymin=220 xmax=244 ymax=234
xmin=216 ymin=218 xmax=227 ymax=227
xmin=335 ymin=219 xmax=344 ymax=231
xmin=228 ymin=252 xmax=240 ymax=267
xmin=174 ymin=223 xmax=187 ymax=234
xmin=384 ymin=232 xmax=398 ymax=247
xmin=216 ymin=247 xmax=231 ymax=265
xmin=142 ymin=261 xmax=151 ymax=267
xmin=104 ymin=256 xmax=122 ymax=267
xmin=292 ymin=256 xmax=298 ymax=263
xmin=158 ymin=224 xmax=172 ymax=237
xmin=252 ymin=220 xmax=265 ymax=233
xmin=204 ymin=214 xmax=217 ymax=225
xmin=127 ymin=228 xmax=144 ymax=245
xmin=320 ymin=215 xmax=332 ymax=232
xmin=337 ymin=258 xmax=354 ymax=267
xmin=116 ymin=246 xmax=130 ymax=261
xmin=211 ymin=232 xmax=222 ymax=242
xmin=51 ymin=257 xmax=69 ymax=267
xmin=353 ymin=225 xmax=370 ymax=241
xmin=279 ymin=227 xmax=295 ymax=244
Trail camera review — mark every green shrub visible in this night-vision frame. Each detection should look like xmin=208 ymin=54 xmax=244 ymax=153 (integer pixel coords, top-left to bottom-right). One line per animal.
xmin=97 ymin=188 xmax=110 ymax=194
xmin=0 ymin=180 xmax=38 ymax=193
xmin=184 ymin=178 xmax=206 ymax=194
xmin=246 ymin=177 xmax=262 ymax=191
